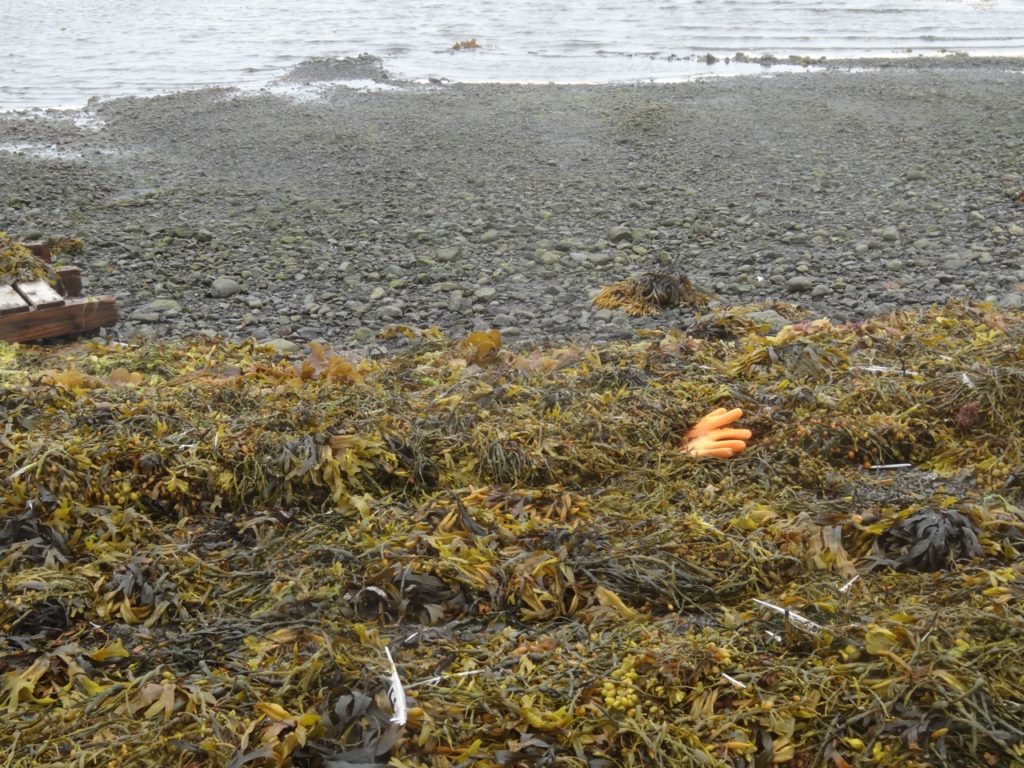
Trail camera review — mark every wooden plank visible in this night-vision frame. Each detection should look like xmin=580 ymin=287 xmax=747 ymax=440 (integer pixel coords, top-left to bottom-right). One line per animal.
xmin=23 ymin=242 xmax=52 ymax=263
xmin=15 ymin=280 xmax=66 ymax=309
xmin=0 ymin=296 xmax=118 ymax=343
xmin=0 ymin=285 xmax=31 ymax=316
xmin=55 ymin=266 xmax=82 ymax=297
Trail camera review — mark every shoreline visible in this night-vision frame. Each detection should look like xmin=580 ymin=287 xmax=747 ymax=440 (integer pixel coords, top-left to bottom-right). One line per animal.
xmin=2 ymin=62 xmax=1023 ymax=351
xmin=5 ymin=53 xmax=1024 ymax=117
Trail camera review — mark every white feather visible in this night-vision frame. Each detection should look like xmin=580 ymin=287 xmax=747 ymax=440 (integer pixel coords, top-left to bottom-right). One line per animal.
xmin=752 ymin=598 xmax=822 ymax=631
xmin=383 ymin=647 xmax=407 ymax=726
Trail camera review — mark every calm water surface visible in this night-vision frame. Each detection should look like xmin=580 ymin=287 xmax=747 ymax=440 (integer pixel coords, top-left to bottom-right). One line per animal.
xmin=1 ymin=0 xmax=1023 ymax=110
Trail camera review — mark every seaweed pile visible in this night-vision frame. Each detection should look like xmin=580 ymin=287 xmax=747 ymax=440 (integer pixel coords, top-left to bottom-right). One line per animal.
xmin=592 ymin=272 xmax=709 ymax=317
xmin=0 ymin=231 xmax=84 ymax=285
xmin=0 ymin=232 xmax=51 ymax=285
xmin=2 ymin=302 xmax=1023 ymax=767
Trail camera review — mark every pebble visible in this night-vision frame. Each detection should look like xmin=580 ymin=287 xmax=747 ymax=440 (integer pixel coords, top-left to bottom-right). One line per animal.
xmin=746 ymin=309 xmax=789 ymax=333
xmin=785 ymin=276 xmax=814 ymax=293
xmin=352 ymin=327 xmax=375 ymax=342
xmin=130 ymin=298 xmax=180 ymax=322
xmin=263 ymin=338 xmax=299 ymax=354
xmin=210 ymin=276 xmax=241 ymax=298
xmin=474 ymin=286 xmax=497 ymax=299
xmin=480 ymin=229 xmax=500 ymax=243
xmin=608 ymin=226 xmax=633 ymax=243
xmin=436 ymin=246 xmax=462 ymax=262
xmin=999 ymin=293 xmax=1024 ymax=309
xmin=880 ymin=226 xmax=900 ymax=242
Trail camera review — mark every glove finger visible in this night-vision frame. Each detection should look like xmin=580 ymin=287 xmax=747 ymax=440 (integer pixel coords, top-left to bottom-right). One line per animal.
xmin=707 ymin=428 xmax=752 ymax=441
xmin=711 ymin=439 xmax=748 ymax=454
xmin=688 ymin=444 xmax=737 ymax=458
xmin=685 ymin=407 xmax=729 ymax=438
xmin=704 ymin=407 xmax=744 ymax=431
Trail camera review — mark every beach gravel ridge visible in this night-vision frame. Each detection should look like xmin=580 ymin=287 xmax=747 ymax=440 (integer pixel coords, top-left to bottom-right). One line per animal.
xmin=1 ymin=62 xmax=1023 ymax=349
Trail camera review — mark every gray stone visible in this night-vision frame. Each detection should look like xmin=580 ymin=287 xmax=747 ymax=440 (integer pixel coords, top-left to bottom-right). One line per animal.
xmin=811 ymin=284 xmax=831 ymax=298
xmin=589 ymin=252 xmax=614 ymax=265
xmin=480 ymin=229 xmax=500 ymax=243
xmin=474 ymin=286 xmax=497 ymax=299
xmin=999 ymin=293 xmax=1024 ymax=309
xmin=436 ymin=246 xmax=462 ymax=262
xmin=785 ymin=276 xmax=814 ymax=293
xmin=880 ymin=225 xmax=900 ymax=242
xmin=129 ymin=310 xmax=162 ymax=323
xmin=608 ymin=225 xmax=633 ymax=243
xmin=139 ymin=298 xmax=181 ymax=314
xmin=263 ymin=338 xmax=299 ymax=354
xmin=210 ymin=277 xmax=241 ymax=298
xmin=746 ymin=309 xmax=789 ymax=333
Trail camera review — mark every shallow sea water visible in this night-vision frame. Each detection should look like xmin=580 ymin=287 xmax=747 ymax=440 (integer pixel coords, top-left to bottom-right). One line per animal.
xmin=1 ymin=0 xmax=1023 ymax=110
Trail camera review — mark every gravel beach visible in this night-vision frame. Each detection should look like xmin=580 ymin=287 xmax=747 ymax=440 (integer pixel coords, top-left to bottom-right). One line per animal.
xmin=2 ymin=59 xmax=1023 ymax=350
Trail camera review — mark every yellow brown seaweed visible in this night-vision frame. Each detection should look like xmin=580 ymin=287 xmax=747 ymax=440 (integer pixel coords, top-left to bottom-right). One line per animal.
xmin=1 ymin=301 xmax=1023 ymax=767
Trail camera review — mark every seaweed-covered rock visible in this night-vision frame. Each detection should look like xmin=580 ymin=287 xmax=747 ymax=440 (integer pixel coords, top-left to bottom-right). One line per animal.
xmin=592 ymin=271 xmax=708 ymax=316
xmin=875 ymin=507 xmax=982 ymax=571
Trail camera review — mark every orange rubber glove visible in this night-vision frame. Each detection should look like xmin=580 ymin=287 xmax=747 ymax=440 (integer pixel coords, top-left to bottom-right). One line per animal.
xmin=683 ymin=407 xmax=752 ymax=458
